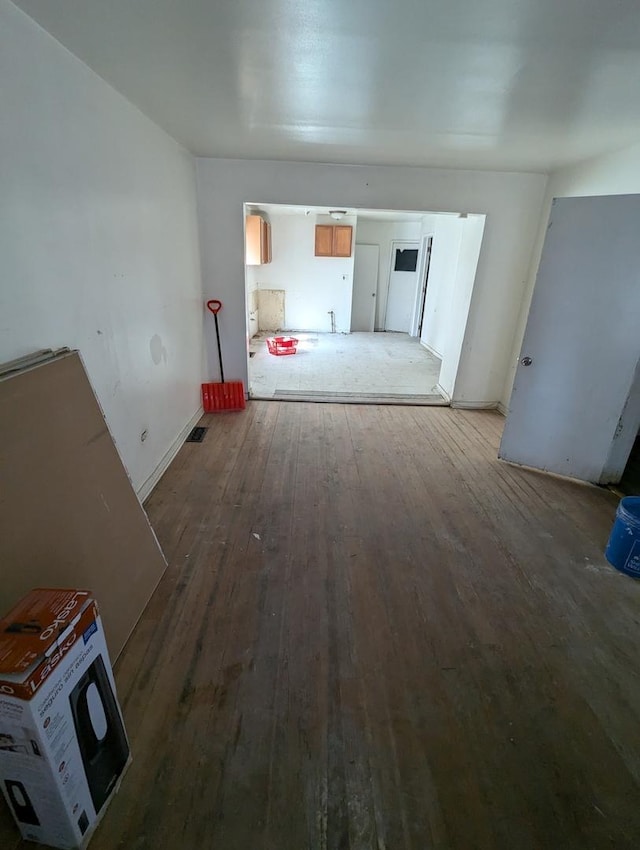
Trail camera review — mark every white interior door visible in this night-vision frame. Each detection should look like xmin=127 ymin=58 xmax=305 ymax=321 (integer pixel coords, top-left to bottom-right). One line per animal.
xmin=500 ymin=195 xmax=640 ymax=484
xmin=351 ymin=244 xmax=379 ymax=331
xmin=385 ymin=241 xmax=420 ymax=332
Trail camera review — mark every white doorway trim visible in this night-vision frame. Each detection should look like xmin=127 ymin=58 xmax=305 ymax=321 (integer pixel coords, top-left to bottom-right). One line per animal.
xmin=411 ymin=233 xmax=434 ymax=338
xmin=242 ymin=203 xmax=485 ymax=407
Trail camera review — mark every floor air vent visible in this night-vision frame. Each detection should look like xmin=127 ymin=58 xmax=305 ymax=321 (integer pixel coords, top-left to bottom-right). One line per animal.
xmin=186 ymin=426 xmax=208 ymax=443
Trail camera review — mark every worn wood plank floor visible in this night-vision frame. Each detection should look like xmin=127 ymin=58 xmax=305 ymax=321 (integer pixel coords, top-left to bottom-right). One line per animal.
xmin=7 ymin=403 xmax=640 ymax=849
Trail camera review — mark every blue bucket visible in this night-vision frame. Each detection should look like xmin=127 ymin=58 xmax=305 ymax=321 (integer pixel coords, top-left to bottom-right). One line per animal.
xmin=605 ymin=496 xmax=640 ymax=577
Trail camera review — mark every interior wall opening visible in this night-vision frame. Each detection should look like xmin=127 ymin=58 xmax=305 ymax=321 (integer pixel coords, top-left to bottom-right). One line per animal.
xmin=243 ymin=203 xmax=485 ymax=405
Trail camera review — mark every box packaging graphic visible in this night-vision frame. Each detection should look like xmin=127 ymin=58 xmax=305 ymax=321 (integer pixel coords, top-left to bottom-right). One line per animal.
xmin=0 ymin=589 xmax=130 ymax=848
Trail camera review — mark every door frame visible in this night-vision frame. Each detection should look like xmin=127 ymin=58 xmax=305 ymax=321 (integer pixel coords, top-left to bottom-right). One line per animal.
xmin=411 ymin=234 xmax=434 ymax=338
xmin=242 ymin=202 xmax=484 ymax=406
xmin=383 ymin=239 xmax=422 ymax=332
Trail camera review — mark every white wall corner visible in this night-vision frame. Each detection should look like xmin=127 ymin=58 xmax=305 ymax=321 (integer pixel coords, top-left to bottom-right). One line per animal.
xmin=138 ymin=406 xmax=204 ymax=503
xmin=436 ymin=383 xmax=451 ymax=403
xmin=420 ymin=339 xmax=443 ymax=359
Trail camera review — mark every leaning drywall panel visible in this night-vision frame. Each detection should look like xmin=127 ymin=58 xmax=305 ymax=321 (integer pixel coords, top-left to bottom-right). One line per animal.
xmin=0 ymin=351 xmax=167 ymax=659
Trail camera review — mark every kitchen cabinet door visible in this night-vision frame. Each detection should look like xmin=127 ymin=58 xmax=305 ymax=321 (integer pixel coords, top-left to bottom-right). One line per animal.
xmin=246 ymin=215 xmax=262 ymax=265
xmin=246 ymin=214 xmax=271 ymax=264
xmin=333 ymin=225 xmax=353 ymax=257
xmin=315 ymin=225 xmax=334 ymax=256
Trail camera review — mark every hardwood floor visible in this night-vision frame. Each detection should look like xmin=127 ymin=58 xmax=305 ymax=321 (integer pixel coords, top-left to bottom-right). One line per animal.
xmin=6 ymin=403 xmax=640 ymax=849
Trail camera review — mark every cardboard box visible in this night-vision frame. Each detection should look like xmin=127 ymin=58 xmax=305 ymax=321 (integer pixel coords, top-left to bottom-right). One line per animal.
xmin=0 ymin=589 xmax=130 ymax=848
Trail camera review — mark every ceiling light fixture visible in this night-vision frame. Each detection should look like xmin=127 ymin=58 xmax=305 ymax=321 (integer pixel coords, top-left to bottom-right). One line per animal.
xmin=329 ymin=210 xmax=347 ymax=220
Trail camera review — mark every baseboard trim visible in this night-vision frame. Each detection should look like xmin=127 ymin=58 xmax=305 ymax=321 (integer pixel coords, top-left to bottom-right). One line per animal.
xmin=138 ymin=406 xmax=203 ymax=503
xmin=497 ymin=402 xmax=508 ymax=417
xmin=420 ymin=340 xmax=443 ymax=359
xmin=436 ymin=383 xmax=451 ymax=403
xmin=450 ymin=400 xmax=499 ymax=410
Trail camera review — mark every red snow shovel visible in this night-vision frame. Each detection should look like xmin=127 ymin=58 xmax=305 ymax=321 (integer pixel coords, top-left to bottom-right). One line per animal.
xmin=202 ymin=299 xmax=246 ymax=412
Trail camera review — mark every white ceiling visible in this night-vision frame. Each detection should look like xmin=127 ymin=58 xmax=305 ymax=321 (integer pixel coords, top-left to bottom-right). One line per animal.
xmin=13 ymin=0 xmax=640 ymax=172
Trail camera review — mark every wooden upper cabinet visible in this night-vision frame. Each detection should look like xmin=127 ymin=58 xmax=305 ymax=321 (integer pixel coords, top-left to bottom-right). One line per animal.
xmin=314 ymin=225 xmax=334 ymax=257
xmin=246 ymin=215 xmax=261 ymax=265
xmin=245 ymin=214 xmax=271 ymax=264
xmin=314 ymin=224 xmax=353 ymax=257
xmin=333 ymin=225 xmax=353 ymax=257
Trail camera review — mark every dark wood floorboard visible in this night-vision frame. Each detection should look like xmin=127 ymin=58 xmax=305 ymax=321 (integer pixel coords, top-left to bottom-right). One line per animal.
xmin=6 ymin=403 xmax=640 ymax=849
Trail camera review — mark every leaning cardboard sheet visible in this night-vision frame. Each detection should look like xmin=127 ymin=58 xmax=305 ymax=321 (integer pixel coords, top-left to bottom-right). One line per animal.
xmin=0 ymin=589 xmax=130 ymax=848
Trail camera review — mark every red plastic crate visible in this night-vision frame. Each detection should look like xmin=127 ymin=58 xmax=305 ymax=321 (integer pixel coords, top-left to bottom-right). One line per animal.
xmin=266 ymin=336 xmax=298 ymax=356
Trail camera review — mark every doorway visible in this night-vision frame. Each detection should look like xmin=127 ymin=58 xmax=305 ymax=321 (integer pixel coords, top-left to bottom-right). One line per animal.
xmin=244 ymin=204 xmax=484 ymax=405
xmin=384 ymin=241 xmax=420 ymax=332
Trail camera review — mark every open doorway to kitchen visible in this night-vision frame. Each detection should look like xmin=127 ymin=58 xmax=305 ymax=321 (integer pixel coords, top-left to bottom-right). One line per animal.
xmin=244 ymin=204 xmax=485 ymax=405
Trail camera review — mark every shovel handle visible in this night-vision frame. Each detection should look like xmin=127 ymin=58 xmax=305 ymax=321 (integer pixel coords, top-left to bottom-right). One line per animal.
xmin=206 ymin=300 xmax=225 ymax=383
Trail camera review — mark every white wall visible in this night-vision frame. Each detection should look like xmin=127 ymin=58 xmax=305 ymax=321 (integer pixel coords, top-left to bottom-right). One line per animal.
xmin=420 ymin=215 xmax=485 ymax=399
xmin=196 ymin=158 xmax=547 ymax=405
xmin=355 ymin=219 xmax=423 ymax=329
xmin=246 ymin=285 xmax=259 ymax=339
xmin=245 ymin=242 xmax=260 ymax=338
xmin=247 ymin=213 xmax=356 ymax=333
xmin=0 ymin=1 xmax=204 ymax=497
xmin=440 ymin=217 xmax=486 ymax=400
xmin=503 ymin=141 xmax=640 ymax=410
xmin=420 ymin=216 xmax=463 ymax=358
xmin=549 ymin=142 xmax=640 ymax=197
